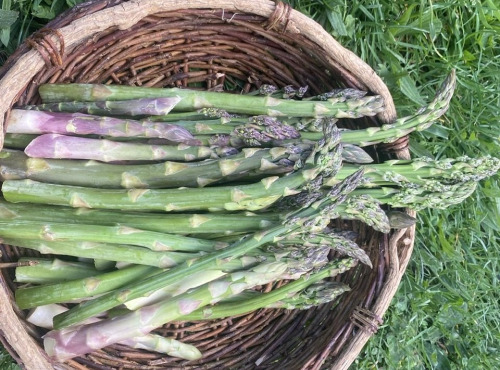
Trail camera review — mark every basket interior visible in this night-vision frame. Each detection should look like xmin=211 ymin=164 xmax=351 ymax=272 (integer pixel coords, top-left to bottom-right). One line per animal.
xmin=0 ymin=6 xmax=403 ymax=370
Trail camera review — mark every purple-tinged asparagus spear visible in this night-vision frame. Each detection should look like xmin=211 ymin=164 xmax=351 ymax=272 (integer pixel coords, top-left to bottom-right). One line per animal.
xmin=24 ymin=134 xmax=211 ymax=162
xmin=6 ymin=109 xmax=196 ymax=143
xmin=27 ymin=304 xmax=202 ymax=360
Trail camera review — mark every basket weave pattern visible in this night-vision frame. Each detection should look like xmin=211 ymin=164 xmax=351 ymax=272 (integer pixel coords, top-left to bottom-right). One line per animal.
xmin=0 ymin=1 xmax=415 ymax=369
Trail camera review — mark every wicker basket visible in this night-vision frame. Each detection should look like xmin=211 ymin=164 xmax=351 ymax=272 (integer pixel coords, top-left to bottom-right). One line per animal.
xmin=0 ymin=1 xmax=416 ymax=369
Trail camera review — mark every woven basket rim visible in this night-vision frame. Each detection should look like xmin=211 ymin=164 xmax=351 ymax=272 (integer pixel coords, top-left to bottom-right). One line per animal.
xmin=0 ymin=1 xmax=415 ymax=369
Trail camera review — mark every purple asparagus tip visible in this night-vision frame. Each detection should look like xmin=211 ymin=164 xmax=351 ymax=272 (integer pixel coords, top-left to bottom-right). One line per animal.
xmin=234 ymin=116 xmax=301 ymax=146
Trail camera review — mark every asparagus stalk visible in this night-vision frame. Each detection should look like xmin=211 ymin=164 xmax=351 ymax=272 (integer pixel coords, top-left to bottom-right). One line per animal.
xmin=123 ymin=241 xmax=334 ymax=310
xmin=243 ymin=83 xmax=309 ymax=99
xmin=298 ymin=70 xmax=456 ymax=145
xmin=44 ymin=252 xmax=332 ymax=361
xmin=329 ymin=155 xmax=500 ymax=187
xmin=16 ymin=249 xmax=279 ymax=310
xmin=0 ymin=145 xmax=305 ymax=188
xmin=350 ymin=182 xmax=478 ymax=211
xmin=6 ymin=109 xmax=198 ymax=144
xmin=146 ymin=108 xmax=244 ymax=122
xmin=3 ymin=134 xmax=37 ymax=150
xmin=151 ymin=70 xmax=455 ymax=150
xmin=271 ymin=176 xmax=390 ymax=233
xmin=23 ymin=97 xmax=181 ymax=116
xmin=267 ymin=281 xmax=351 ymax=309
xmin=27 ymin=304 xmax=202 ymax=360
xmin=39 ymin=84 xmax=386 ymax=118
xmin=16 ymin=250 xmax=277 ymax=310
xmin=187 ymin=134 xmax=375 ymax=164
xmin=15 ymin=257 xmax=99 ymax=284
xmin=2 ymin=238 xmax=204 ymax=269
xmin=0 ymin=177 xmax=293 ymax=212
xmin=4 ymin=124 xmax=341 ymax=212
xmin=122 ymin=269 xmax=232 ymax=311
xmin=24 ymin=134 xmax=212 ymax=162
xmin=191 ymin=116 xmax=302 ymax=147
xmin=183 ymin=259 xmax=354 ymax=320
xmin=230 ymin=115 xmax=300 ymax=146
xmin=0 ymin=199 xmax=279 ymax=235
xmin=15 ymin=264 xmax=157 ymax=309
xmin=386 ymin=211 xmax=418 ymax=229
xmin=44 ymin=255 xmax=356 ymax=361
xmin=93 ymin=259 xmax=115 ymax=271
xmin=20 ymin=240 xmax=331 ymax=312
xmin=339 ymin=143 xmax=374 ymax=164
xmin=333 ymin=194 xmax=391 ymax=233
xmin=307 ymin=87 xmax=369 ymax=101
xmin=160 ymin=120 xmax=239 ymax=135
xmin=325 ymin=155 xmax=500 ymax=210
xmin=120 ymin=335 xmax=202 ymax=360
xmin=147 ymin=112 xmax=321 ymax=135
xmin=50 ymin=169 xmax=365 ymax=329
xmin=0 ymin=220 xmax=226 ymax=252
xmin=44 ymin=262 xmax=287 ymax=361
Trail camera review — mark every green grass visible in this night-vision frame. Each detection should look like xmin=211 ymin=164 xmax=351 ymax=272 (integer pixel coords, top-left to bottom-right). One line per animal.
xmin=1 ymin=1 xmax=499 ymax=369
xmin=297 ymin=1 xmax=500 ymax=369
xmin=0 ymin=346 xmax=20 ymax=370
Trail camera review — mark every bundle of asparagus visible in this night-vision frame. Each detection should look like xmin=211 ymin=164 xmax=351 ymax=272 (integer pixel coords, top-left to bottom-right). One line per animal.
xmin=1 ymin=70 xmax=498 ymax=362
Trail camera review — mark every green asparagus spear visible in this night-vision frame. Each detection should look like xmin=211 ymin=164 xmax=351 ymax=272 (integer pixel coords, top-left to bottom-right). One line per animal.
xmin=183 ymin=258 xmax=355 ymax=320
xmin=43 ymin=254 xmax=356 ymax=362
xmin=3 ymin=134 xmax=37 ymax=150
xmin=16 ymin=241 xmax=331 ymax=310
xmin=39 ymin=84 xmax=385 ymax=118
xmin=15 ymin=257 xmax=99 ymax=284
xmin=3 ymin=124 xmax=341 ymax=212
xmin=123 ymin=241 xmax=334 ymax=310
xmin=146 ymin=108 xmax=244 ymax=122
xmin=151 ymin=70 xmax=455 ymax=150
xmin=50 ymin=169 xmax=364 ymax=330
xmin=120 ymin=335 xmax=202 ymax=360
xmin=298 ymin=70 xmax=456 ymax=146
xmin=328 ymin=155 xmax=500 ymax=210
xmin=2 ymin=238 xmax=204 ymax=269
xmin=0 ymin=199 xmax=279 ymax=235
xmin=0 ymin=220 xmax=225 ymax=252
xmin=331 ymin=155 xmax=500 ymax=187
xmin=15 ymin=264 xmax=157 ymax=309
xmin=23 ymin=97 xmax=181 ymax=116
xmin=0 ymin=146 xmax=304 ymax=188
xmin=277 ymin=232 xmax=371 ymax=267
xmin=43 ymin=260 xmax=290 ymax=361
xmin=0 ymin=175 xmax=297 ymax=212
